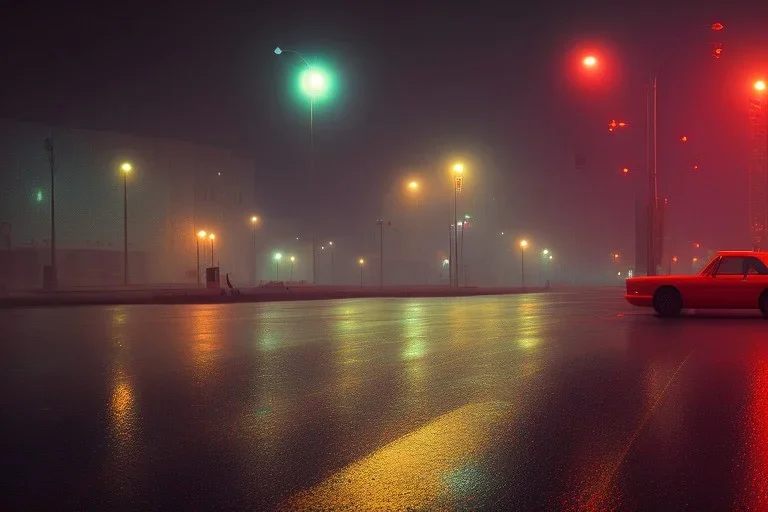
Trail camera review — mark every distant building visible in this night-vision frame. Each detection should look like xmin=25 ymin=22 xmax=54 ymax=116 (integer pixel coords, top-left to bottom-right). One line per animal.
xmin=0 ymin=120 xmax=255 ymax=287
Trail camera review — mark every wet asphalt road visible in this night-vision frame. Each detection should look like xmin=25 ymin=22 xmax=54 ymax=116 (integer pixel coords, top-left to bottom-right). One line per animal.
xmin=3 ymin=287 xmax=768 ymax=510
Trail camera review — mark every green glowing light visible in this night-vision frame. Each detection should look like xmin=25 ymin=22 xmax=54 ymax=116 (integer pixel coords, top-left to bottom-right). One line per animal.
xmin=298 ymin=66 xmax=334 ymax=101
xmin=35 ymin=190 xmax=43 ymax=202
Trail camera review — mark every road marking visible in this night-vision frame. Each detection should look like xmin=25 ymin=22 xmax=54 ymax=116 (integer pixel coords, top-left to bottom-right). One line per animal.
xmin=280 ymin=401 xmax=510 ymax=511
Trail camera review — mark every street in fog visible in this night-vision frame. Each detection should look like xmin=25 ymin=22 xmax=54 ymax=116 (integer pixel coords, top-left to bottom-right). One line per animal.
xmin=4 ymin=289 xmax=768 ymax=510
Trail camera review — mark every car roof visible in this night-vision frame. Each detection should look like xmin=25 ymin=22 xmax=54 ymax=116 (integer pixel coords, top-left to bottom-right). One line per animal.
xmin=715 ymin=250 xmax=767 ymax=257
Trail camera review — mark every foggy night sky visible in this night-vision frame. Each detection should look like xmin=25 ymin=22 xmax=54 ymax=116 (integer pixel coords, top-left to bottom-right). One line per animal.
xmin=3 ymin=0 xmax=768 ymax=269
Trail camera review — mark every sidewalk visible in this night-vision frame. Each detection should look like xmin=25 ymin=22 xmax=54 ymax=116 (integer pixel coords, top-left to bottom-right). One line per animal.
xmin=0 ymin=284 xmax=548 ymax=308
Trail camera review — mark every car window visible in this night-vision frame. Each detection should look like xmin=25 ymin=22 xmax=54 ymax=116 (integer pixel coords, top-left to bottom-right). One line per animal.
xmin=747 ymin=257 xmax=768 ymax=275
xmin=716 ymin=256 xmax=768 ymax=276
xmin=716 ymin=257 xmax=747 ymax=275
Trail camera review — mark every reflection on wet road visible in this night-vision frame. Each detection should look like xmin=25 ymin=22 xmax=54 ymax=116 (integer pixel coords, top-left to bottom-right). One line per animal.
xmin=3 ymin=288 xmax=768 ymax=510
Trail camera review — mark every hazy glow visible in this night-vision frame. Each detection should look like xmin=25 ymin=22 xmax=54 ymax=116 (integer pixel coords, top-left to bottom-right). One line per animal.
xmin=452 ymin=162 xmax=464 ymax=174
xmin=358 ymin=258 xmax=365 ymax=265
xmin=755 ymin=80 xmax=766 ymax=92
xmin=582 ymin=55 xmax=597 ymax=67
xmin=275 ymin=252 xmax=282 ymax=261
xmin=520 ymin=239 xmax=528 ymax=249
xmin=120 ymin=162 xmax=132 ymax=173
xmin=208 ymin=233 xmax=215 ymax=240
xmin=407 ymin=180 xmax=419 ymax=191
xmin=251 ymin=215 xmax=259 ymax=223
xmin=301 ymin=68 xmax=329 ymax=97
xmin=197 ymin=230 xmax=207 ymax=238
xmin=290 ymin=256 xmax=296 ymax=262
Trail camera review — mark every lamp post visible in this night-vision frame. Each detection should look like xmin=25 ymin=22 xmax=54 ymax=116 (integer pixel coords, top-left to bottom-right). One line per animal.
xmin=209 ymin=233 xmax=215 ymax=267
xmin=120 ymin=162 xmax=132 ymax=285
xmin=290 ymin=255 xmax=295 ymax=281
xmin=358 ymin=258 xmax=365 ymax=287
xmin=196 ymin=230 xmax=207 ymax=286
xmin=250 ymin=216 xmax=259 ymax=284
xmin=328 ymin=241 xmax=335 ymax=284
xmin=407 ymin=180 xmax=426 ymax=284
xmin=520 ymin=239 xmax=529 ymax=288
xmin=274 ymin=252 xmax=282 ymax=281
xmin=451 ymin=162 xmax=464 ymax=288
xmin=540 ymin=249 xmax=549 ymax=285
xmin=44 ymin=137 xmax=57 ymax=289
xmin=274 ymin=46 xmax=331 ymax=285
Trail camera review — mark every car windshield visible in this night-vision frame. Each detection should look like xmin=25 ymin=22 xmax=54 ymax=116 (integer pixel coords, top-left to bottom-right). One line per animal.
xmin=698 ymin=257 xmax=720 ymax=276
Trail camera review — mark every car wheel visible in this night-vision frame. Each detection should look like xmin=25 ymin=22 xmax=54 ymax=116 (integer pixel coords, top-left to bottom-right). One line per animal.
xmin=759 ymin=291 xmax=768 ymax=317
xmin=653 ymin=286 xmax=682 ymax=317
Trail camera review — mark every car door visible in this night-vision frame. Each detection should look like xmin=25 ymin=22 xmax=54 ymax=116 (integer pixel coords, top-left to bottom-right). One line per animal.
xmin=710 ymin=256 xmax=760 ymax=308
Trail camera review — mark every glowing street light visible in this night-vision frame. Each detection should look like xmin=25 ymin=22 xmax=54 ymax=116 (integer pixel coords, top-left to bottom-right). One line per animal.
xmin=275 ymin=46 xmax=336 ymax=285
xmin=542 ymin=249 xmax=549 ymax=256
xmin=196 ymin=230 xmax=207 ymax=286
xmin=608 ymin=119 xmax=629 ymax=132
xmin=358 ymin=257 xmax=365 ymax=286
xmin=407 ymin=180 xmax=419 ymax=191
xmin=622 ymin=167 xmax=630 ymax=175
xmin=755 ymin=80 xmax=766 ymax=92
xmin=582 ymin=55 xmax=597 ymax=68
xmin=289 ymin=255 xmax=296 ymax=281
xmin=120 ymin=162 xmax=132 ymax=285
xmin=520 ymin=239 xmax=529 ymax=288
xmin=274 ymin=252 xmax=282 ymax=281
xmin=450 ymin=161 xmax=465 ymax=287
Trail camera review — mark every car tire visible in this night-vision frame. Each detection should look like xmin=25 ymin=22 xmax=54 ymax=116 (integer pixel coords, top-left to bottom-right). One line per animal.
xmin=759 ymin=291 xmax=768 ymax=317
xmin=653 ymin=286 xmax=682 ymax=317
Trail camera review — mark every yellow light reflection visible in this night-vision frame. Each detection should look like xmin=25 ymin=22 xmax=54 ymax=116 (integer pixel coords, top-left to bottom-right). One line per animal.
xmin=106 ymin=305 xmax=140 ymax=499
xmin=516 ymin=299 xmax=542 ymax=350
xmin=185 ymin=305 xmax=222 ymax=385
xmin=402 ymin=304 xmax=427 ymax=361
xmin=283 ymin=401 xmax=510 ymax=511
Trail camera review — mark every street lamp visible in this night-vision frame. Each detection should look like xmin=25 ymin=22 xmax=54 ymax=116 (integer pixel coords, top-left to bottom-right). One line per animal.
xmin=120 ymin=162 xmax=132 ymax=285
xmin=582 ymin=55 xmax=598 ymax=68
xmin=274 ymin=252 xmax=282 ymax=281
xmin=275 ymin=46 xmax=332 ymax=285
xmin=196 ymin=230 xmax=207 ymax=286
xmin=209 ymin=233 xmax=215 ymax=267
xmin=451 ymin=161 xmax=465 ymax=288
xmin=250 ymin=216 xmax=260 ymax=284
xmin=755 ymin=80 xmax=766 ymax=92
xmin=520 ymin=239 xmax=529 ymax=288
xmin=328 ymin=240 xmax=335 ymax=284
xmin=289 ymin=255 xmax=296 ymax=281
xmin=407 ymin=180 xmax=419 ymax=191
xmin=358 ymin=258 xmax=365 ymax=287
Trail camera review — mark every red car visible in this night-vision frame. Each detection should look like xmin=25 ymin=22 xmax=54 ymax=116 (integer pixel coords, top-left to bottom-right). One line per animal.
xmin=625 ymin=251 xmax=768 ymax=316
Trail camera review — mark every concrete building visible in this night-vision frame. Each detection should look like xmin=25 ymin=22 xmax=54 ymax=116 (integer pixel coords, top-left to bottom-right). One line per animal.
xmin=0 ymin=120 xmax=256 ymax=288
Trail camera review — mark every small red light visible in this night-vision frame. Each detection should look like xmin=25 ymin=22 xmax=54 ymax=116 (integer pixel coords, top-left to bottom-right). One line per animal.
xmin=713 ymin=45 xmax=724 ymax=59
xmin=694 ymin=242 xmax=700 ymax=249
xmin=672 ymin=256 xmax=678 ymax=263
xmin=712 ymin=22 xmax=724 ymax=31
xmin=693 ymin=164 xmax=699 ymax=170
xmin=681 ymin=135 xmax=688 ymax=142
xmin=622 ymin=167 xmax=629 ymax=174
